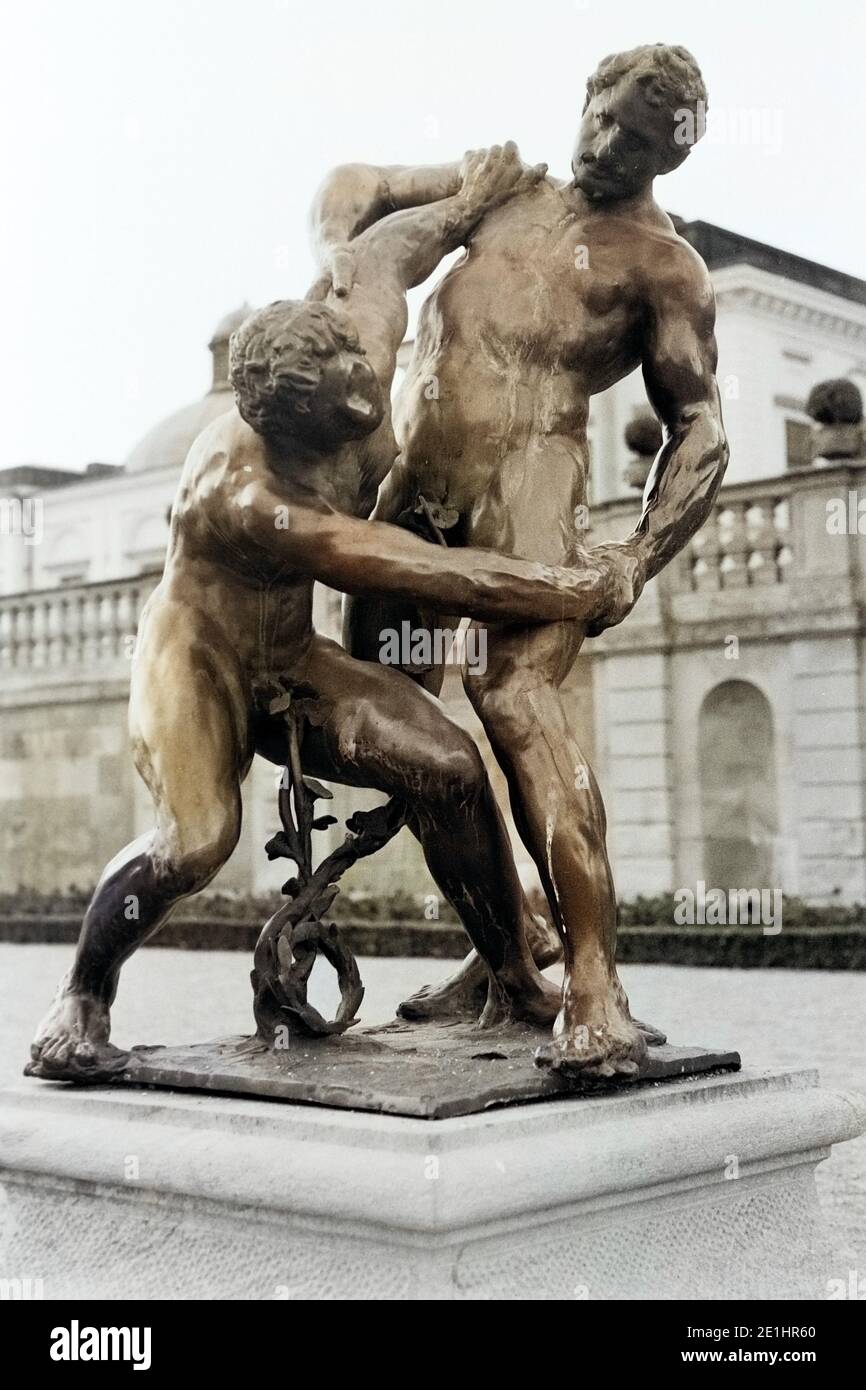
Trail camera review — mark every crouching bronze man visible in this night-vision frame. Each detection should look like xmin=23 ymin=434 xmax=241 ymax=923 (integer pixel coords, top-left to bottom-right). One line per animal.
xmin=28 ymin=145 xmax=647 ymax=1083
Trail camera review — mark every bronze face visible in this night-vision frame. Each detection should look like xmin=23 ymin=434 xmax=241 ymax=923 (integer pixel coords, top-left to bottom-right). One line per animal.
xmin=572 ymin=45 xmax=705 ymax=201
xmin=572 ymin=79 xmax=682 ymax=201
xmin=318 ymin=348 xmax=384 ymax=439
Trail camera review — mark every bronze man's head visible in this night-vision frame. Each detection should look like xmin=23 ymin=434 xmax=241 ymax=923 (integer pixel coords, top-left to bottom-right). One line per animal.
xmin=573 ymin=44 xmax=707 ymax=202
xmin=229 ymin=300 xmax=384 ymax=449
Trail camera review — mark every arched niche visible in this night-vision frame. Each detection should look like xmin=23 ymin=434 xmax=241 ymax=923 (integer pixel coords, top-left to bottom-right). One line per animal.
xmin=698 ymin=680 xmax=778 ymax=887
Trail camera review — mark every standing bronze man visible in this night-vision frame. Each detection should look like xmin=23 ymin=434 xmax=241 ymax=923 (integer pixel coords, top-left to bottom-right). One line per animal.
xmin=315 ymin=45 xmax=729 ymax=1075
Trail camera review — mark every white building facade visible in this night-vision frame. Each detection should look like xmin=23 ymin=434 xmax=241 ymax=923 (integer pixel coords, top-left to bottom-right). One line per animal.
xmin=2 ymin=224 xmax=866 ymax=906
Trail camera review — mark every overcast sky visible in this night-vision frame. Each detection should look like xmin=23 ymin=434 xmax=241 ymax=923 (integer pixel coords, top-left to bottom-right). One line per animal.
xmin=2 ymin=0 xmax=864 ymax=471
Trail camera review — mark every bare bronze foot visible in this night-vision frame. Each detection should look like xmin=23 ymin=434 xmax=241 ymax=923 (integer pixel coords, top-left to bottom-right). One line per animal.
xmin=524 ymin=912 xmax=565 ymax=969
xmin=478 ymin=971 xmax=562 ymax=1029
xmin=634 ymin=1018 xmax=667 ymax=1047
xmin=25 ymin=985 xmax=129 ymax=1082
xmin=397 ymin=912 xmax=561 ymax=1023
xmin=399 ymin=962 xmax=667 ymax=1047
xmin=534 ymin=990 xmax=648 ymax=1081
xmin=397 ymin=967 xmax=488 ymax=1022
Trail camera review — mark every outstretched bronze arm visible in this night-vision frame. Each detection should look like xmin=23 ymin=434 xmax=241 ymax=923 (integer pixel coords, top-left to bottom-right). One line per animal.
xmin=326 ymin=147 xmax=547 ymax=384
xmin=309 ymin=160 xmax=463 ymax=294
xmin=236 ymin=485 xmax=631 ymax=627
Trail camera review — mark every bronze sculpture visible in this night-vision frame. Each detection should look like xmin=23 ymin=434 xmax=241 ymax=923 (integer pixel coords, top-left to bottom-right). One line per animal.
xmin=28 ymin=43 xmax=728 ymax=1088
xmin=28 ymin=145 xmax=644 ymax=1082
xmin=326 ymin=42 xmax=728 ymax=1075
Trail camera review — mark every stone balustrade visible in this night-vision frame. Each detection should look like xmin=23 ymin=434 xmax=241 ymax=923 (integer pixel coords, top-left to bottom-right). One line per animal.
xmin=2 ymin=460 xmax=866 ymax=685
xmin=682 ymin=483 xmax=794 ymax=593
xmin=0 ymin=573 xmax=160 ymax=676
xmin=591 ymin=460 xmax=866 ymax=623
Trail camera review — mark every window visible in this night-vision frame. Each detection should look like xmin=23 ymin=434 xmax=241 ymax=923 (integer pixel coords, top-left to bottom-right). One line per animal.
xmin=785 ymin=418 xmax=812 ymax=470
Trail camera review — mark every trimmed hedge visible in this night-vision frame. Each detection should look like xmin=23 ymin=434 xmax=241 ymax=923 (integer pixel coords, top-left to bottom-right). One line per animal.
xmin=2 ymin=912 xmax=865 ymax=969
xmin=3 ymin=889 xmax=866 ymax=928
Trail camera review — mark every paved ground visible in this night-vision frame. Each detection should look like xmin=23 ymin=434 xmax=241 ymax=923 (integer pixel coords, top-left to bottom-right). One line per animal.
xmin=3 ymin=945 xmax=865 ymax=1269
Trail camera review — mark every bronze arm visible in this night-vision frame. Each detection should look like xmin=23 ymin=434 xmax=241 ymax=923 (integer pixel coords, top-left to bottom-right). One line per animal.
xmin=630 ymin=248 xmax=730 ymax=580
xmin=308 ymin=160 xmax=463 ymax=297
xmin=235 ymin=484 xmax=629 ymax=627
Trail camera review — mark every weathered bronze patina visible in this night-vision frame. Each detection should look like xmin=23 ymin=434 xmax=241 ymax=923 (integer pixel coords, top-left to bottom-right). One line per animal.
xmin=326 ymin=43 xmax=728 ymax=1074
xmin=28 ymin=44 xmax=728 ymax=1090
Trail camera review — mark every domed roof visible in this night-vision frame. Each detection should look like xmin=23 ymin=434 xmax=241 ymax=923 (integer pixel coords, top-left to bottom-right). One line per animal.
xmin=124 ymin=305 xmax=253 ymax=475
xmin=124 ymin=391 xmax=235 ymax=475
xmin=209 ymin=303 xmax=253 ymax=346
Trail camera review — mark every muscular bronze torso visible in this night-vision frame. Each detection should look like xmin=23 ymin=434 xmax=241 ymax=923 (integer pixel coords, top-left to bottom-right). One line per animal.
xmin=391 ymin=180 xmax=696 ymax=559
xmin=159 ymin=405 xmax=397 ymax=688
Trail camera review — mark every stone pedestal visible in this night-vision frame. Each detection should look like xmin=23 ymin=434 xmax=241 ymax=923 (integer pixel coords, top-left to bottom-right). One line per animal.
xmin=1 ymin=1067 xmax=864 ymax=1300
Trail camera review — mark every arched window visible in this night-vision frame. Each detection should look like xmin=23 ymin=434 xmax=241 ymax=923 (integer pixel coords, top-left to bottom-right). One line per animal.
xmin=698 ymin=681 xmax=778 ymax=887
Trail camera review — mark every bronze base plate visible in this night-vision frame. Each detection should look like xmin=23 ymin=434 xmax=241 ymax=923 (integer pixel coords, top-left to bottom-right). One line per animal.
xmin=113 ymin=1019 xmax=741 ymax=1119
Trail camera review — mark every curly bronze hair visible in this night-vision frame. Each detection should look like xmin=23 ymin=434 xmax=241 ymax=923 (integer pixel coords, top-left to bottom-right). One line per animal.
xmin=584 ymin=43 xmax=708 ymax=135
xmin=229 ymin=300 xmax=359 ymax=440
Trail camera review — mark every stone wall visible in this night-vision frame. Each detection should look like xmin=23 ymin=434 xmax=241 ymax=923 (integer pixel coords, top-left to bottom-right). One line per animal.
xmin=590 ymin=460 xmax=866 ymax=904
xmin=2 ymin=463 xmax=865 ymax=906
xmin=0 ymin=694 xmax=134 ymax=892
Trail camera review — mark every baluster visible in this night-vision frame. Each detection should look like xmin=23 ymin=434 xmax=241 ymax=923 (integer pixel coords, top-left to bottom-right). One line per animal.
xmin=693 ymin=510 xmax=721 ymax=592
xmin=687 ymin=546 xmax=705 ymax=592
xmin=30 ymin=600 xmax=48 ymax=667
xmin=106 ymin=588 xmax=119 ymax=659
xmin=12 ymin=605 xmax=29 ymax=670
xmin=81 ymin=590 xmax=100 ymax=665
xmin=116 ymin=586 xmax=135 ymax=661
xmin=772 ymin=497 xmax=793 ymax=582
xmin=98 ymin=591 xmax=114 ymax=661
xmin=773 ymin=497 xmax=791 ymax=534
xmin=68 ymin=592 xmax=84 ymax=665
xmin=745 ymin=503 xmax=778 ymax=586
xmin=776 ymin=544 xmax=794 ymax=582
xmin=0 ymin=608 xmax=11 ymax=668
xmin=718 ymin=503 xmax=749 ymax=589
xmin=47 ymin=595 xmax=66 ymax=665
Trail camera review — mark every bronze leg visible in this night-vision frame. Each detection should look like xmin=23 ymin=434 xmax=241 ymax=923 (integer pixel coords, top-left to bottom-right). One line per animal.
xmin=343 ymin=469 xmax=558 ymax=1019
xmin=463 ymin=616 xmax=646 ymax=1077
xmin=27 ymin=601 xmax=249 ymax=1080
xmin=292 ymin=636 xmax=560 ymax=1026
